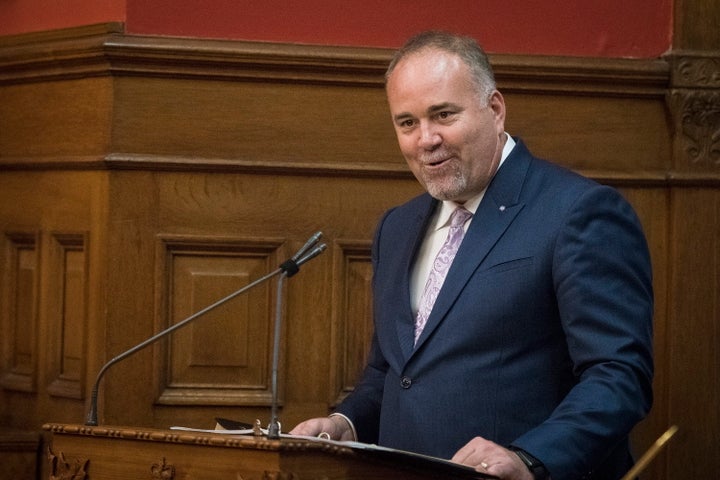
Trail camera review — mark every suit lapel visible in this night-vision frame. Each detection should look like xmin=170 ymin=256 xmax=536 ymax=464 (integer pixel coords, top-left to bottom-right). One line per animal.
xmin=389 ymin=196 xmax=438 ymax=363
xmin=411 ymin=141 xmax=532 ymax=353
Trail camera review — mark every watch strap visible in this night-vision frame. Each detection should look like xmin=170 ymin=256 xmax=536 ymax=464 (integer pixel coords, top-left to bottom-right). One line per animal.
xmin=508 ymin=445 xmax=550 ymax=480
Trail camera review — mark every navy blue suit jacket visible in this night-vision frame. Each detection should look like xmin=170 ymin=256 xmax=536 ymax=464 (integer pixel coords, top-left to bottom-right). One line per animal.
xmin=336 ymin=139 xmax=654 ymax=480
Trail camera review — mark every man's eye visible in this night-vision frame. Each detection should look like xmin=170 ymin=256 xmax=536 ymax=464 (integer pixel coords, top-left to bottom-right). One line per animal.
xmin=438 ymin=111 xmax=452 ymax=119
xmin=401 ymin=119 xmax=415 ymax=128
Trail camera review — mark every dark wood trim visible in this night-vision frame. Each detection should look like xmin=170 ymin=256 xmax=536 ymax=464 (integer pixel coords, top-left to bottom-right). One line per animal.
xmin=2 ymin=22 xmax=668 ymax=96
xmin=0 ymin=152 xmax=717 ymax=186
xmin=3 ymin=23 xmax=717 ymax=187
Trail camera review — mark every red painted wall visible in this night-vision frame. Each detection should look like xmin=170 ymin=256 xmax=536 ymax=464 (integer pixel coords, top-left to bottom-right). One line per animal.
xmin=1 ymin=0 xmax=672 ymax=58
xmin=0 ymin=0 xmax=126 ymax=36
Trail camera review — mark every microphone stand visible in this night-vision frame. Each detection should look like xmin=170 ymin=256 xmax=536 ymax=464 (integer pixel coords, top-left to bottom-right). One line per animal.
xmin=267 ymin=271 xmax=287 ymax=439
xmin=267 ymin=234 xmax=326 ymax=439
xmin=85 ymin=232 xmax=326 ymax=428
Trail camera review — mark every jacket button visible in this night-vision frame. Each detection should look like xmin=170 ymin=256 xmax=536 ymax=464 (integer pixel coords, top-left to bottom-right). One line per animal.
xmin=400 ymin=376 xmax=412 ymax=389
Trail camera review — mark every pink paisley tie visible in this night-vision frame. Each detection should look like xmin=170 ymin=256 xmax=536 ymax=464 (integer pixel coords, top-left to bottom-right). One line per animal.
xmin=414 ymin=206 xmax=473 ymax=345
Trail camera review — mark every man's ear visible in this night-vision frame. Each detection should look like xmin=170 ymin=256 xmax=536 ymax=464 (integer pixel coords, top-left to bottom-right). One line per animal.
xmin=488 ymin=90 xmax=505 ymax=126
xmin=489 ymin=90 xmax=506 ymax=133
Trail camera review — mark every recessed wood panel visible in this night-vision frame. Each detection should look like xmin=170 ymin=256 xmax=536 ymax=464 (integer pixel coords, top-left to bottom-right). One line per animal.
xmin=504 ymin=93 xmax=672 ymax=175
xmin=0 ymin=232 xmax=39 ymax=393
xmin=46 ymin=233 xmax=89 ymax=400
xmin=331 ymin=240 xmax=374 ymax=405
xmin=112 ymin=77 xmax=398 ymax=168
xmin=0 ymin=79 xmax=113 ymax=160
xmin=155 ymin=235 xmax=286 ymax=406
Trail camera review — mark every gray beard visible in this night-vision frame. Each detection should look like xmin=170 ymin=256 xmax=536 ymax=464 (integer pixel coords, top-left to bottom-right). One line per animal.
xmin=424 ymin=168 xmax=467 ymax=201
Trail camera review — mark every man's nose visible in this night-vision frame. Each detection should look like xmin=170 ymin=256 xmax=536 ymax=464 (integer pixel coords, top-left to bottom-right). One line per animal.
xmin=418 ymin=122 xmax=441 ymax=149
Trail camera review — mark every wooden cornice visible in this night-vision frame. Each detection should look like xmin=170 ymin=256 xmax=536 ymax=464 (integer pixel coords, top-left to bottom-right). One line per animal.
xmin=4 ymin=23 xmax=717 ymax=185
xmin=1 ymin=22 xmax=669 ymax=96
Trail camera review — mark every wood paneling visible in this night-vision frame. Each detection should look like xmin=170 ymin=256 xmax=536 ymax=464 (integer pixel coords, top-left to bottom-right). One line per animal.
xmin=155 ymin=235 xmax=287 ymax=406
xmin=46 ymin=232 xmax=88 ymax=400
xmin=1 ymin=232 xmax=40 ymax=393
xmin=1 ymin=22 xmax=718 ymax=480
xmin=666 ymin=187 xmax=719 ymax=479
xmin=331 ymin=240 xmax=374 ymax=406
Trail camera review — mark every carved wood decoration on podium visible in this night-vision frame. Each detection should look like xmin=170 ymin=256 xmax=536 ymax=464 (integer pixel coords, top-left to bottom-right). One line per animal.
xmin=47 ymin=449 xmax=88 ymax=480
xmin=150 ymin=457 xmax=175 ymax=480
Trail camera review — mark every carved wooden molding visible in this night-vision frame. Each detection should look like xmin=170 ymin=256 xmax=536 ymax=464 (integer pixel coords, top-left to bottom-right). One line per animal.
xmin=151 ymin=457 xmax=176 ymax=480
xmin=669 ymin=89 xmax=720 ymax=167
xmin=261 ymin=472 xmax=301 ymax=480
xmin=669 ymin=51 xmax=720 ymax=88
xmin=0 ymin=22 xmax=689 ymax=184
xmin=48 ymin=448 xmax=89 ymax=480
xmin=0 ymin=22 xmax=668 ymax=96
xmin=666 ymin=51 xmax=720 ymax=170
xmin=6 ymin=23 xmax=719 ymax=185
xmin=42 ymin=423 xmax=355 ymax=455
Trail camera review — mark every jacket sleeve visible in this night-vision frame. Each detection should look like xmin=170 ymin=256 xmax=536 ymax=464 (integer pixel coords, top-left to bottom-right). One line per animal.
xmin=511 ymin=185 xmax=654 ymax=480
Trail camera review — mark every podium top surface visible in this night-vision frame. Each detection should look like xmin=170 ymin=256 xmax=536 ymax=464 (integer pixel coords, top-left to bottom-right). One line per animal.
xmin=43 ymin=422 xmax=348 ymax=453
xmin=44 ymin=423 xmax=495 ymax=479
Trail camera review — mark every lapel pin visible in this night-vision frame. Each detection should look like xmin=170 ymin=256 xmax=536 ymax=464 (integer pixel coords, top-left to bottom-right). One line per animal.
xmin=499 ymin=205 xmax=506 ymax=211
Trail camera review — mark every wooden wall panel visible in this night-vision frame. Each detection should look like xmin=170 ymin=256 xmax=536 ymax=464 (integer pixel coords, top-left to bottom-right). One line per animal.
xmin=155 ymin=235 xmax=286 ymax=406
xmin=330 ymin=240 xmax=374 ymax=407
xmin=97 ymin=168 xmax=421 ymax=429
xmin=666 ymin=187 xmax=719 ymax=479
xmin=1 ymin=232 xmax=40 ymax=393
xmin=1 ymin=22 xmax=718 ymax=480
xmin=504 ymin=93 xmax=672 ymax=177
xmin=616 ymin=187 xmax=671 ymax=480
xmin=111 ymin=78 xmax=399 ymax=169
xmin=0 ymin=79 xmax=113 ymax=162
xmin=46 ymin=232 xmax=89 ymax=400
xmin=0 ymin=170 xmax=107 ymax=433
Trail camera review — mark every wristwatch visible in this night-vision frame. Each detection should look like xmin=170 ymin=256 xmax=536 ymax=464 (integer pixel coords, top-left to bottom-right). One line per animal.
xmin=508 ymin=446 xmax=550 ymax=480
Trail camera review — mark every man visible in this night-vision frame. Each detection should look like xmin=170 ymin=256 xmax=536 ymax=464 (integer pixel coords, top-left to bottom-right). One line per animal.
xmin=291 ymin=31 xmax=654 ymax=480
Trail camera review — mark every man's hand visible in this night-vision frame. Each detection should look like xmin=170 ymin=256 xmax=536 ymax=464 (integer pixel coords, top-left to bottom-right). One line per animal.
xmin=289 ymin=415 xmax=355 ymax=441
xmin=451 ymin=437 xmax=535 ymax=480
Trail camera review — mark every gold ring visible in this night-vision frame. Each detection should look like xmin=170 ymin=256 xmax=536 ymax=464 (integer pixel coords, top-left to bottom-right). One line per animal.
xmin=480 ymin=461 xmax=489 ymax=469
xmin=318 ymin=432 xmax=331 ymax=440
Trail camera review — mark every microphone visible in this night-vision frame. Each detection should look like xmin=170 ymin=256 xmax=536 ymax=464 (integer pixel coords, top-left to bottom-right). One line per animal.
xmin=279 ymin=230 xmax=323 ymax=277
xmin=85 ymin=232 xmax=327 ymax=427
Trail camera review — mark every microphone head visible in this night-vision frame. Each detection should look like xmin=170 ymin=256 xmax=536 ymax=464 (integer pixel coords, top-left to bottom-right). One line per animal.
xmin=291 ymin=232 xmax=323 ymax=262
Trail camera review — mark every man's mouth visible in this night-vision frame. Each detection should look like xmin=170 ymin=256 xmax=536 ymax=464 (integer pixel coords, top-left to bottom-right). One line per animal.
xmin=425 ymin=156 xmax=451 ymax=167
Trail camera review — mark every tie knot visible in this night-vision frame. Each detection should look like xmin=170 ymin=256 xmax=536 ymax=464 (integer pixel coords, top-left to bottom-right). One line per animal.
xmin=450 ymin=207 xmax=472 ymax=228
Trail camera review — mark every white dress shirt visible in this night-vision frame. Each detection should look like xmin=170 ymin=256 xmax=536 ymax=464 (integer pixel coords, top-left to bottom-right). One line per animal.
xmin=409 ymin=134 xmax=516 ymax=315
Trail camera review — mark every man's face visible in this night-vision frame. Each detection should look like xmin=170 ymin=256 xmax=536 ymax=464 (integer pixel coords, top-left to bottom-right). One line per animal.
xmin=386 ymin=48 xmax=507 ymax=203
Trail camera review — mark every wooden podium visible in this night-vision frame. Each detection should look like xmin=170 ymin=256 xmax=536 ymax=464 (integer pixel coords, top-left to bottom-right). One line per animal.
xmin=43 ymin=423 xmax=491 ymax=480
